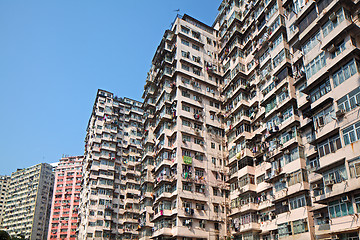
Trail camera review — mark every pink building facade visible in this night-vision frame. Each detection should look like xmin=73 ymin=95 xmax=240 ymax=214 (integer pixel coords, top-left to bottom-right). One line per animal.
xmin=48 ymin=156 xmax=84 ymax=240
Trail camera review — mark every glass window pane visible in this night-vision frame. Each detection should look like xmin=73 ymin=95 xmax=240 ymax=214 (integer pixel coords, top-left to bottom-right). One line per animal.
xmin=341 ymin=203 xmax=347 ymax=216
xmin=350 ymin=61 xmax=357 ymax=75
xmin=344 ymin=66 xmax=351 ymax=79
xmin=349 ymin=131 xmax=356 ymax=143
xmin=329 ymin=206 xmax=336 ymax=218
xmin=344 ymin=135 xmax=350 ymax=145
xmin=335 ymin=205 xmax=341 ymax=217
xmin=348 ymin=203 xmax=354 ymax=214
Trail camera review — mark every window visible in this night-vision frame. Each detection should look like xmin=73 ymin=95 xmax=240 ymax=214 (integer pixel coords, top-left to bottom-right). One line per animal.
xmin=337 ymin=86 xmax=360 ymax=112
xmin=313 ymin=105 xmax=335 ymax=129
xmin=256 ymin=174 xmax=265 ymax=184
xmin=182 ymin=90 xmax=190 ymax=98
xmin=271 ymin=33 xmax=284 ymax=51
xmin=322 ymin=9 xmax=345 ymax=37
xmin=298 ymin=7 xmax=317 ymax=33
xmin=305 ymin=52 xmax=326 ymax=79
xmin=333 ymin=60 xmax=358 ymax=87
xmin=328 ymin=199 xmax=354 ymax=218
xmin=342 ymin=121 xmax=360 ymax=145
xmin=287 ymin=170 xmax=307 ymax=186
xmin=192 ymin=55 xmax=201 ymax=63
xmin=195 ymin=184 xmax=205 ymax=193
xmin=293 ymin=219 xmax=308 ymax=235
xmin=182 ymin=119 xmax=191 ymax=127
xmin=182 ymin=182 xmax=192 ymax=191
xmin=213 ymin=187 xmax=219 ymax=196
xmin=181 ymin=64 xmax=190 ymax=71
xmin=193 ymin=67 xmax=201 ymax=76
xmin=330 ymin=41 xmax=346 ymax=59
xmin=194 ymin=138 xmax=204 ymax=145
xmin=310 ymin=78 xmax=331 ymax=103
xmin=192 ymin=44 xmax=200 ymax=51
xmin=355 ymin=194 xmax=360 ymax=212
xmin=323 ymin=165 xmax=347 ymax=184
xmin=181 ymin=51 xmax=190 ymax=58
xmin=274 ymin=179 xmax=287 ymax=192
xmin=317 ymin=134 xmax=342 ymax=158
xmin=182 ymin=104 xmax=191 ymax=112
xmin=181 ymin=26 xmax=190 ymax=34
xmin=192 ymin=30 xmax=200 ymax=40
xmin=181 ymin=39 xmax=190 ymax=46
xmin=199 ymin=220 xmax=205 ymax=228
xmin=182 ymin=134 xmax=191 ymax=142
xmin=290 ymin=195 xmax=307 ymax=209
xmin=278 ymin=223 xmax=292 ymax=238
xmin=214 ymin=222 xmax=219 ymax=230
xmin=272 ymin=49 xmax=290 ymax=68
xmin=349 ymin=157 xmax=360 ymax=178
xmin=302 ymin=31 xmax=321 ymax=55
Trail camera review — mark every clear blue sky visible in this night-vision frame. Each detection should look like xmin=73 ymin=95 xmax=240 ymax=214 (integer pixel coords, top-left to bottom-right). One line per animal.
xmin=0 ymin=0 xmax=220 ymax=175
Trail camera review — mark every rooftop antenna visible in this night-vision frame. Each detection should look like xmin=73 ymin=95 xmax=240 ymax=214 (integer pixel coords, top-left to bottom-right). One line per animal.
xmin=174 ymin=9 xmax=180 ymax=13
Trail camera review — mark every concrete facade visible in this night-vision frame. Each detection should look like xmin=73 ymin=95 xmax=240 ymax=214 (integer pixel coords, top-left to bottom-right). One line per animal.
xmin=78 ymin=90 xmax=143 ymax=240
xmin=140 ymin=14 xmax=229 ymax=240
xmin=213 ymin=0 xmax=360 ymax=239
xmin=0 ymin=175 xmax=10 ymax=230
xmin=139 ymin=0 xmax=360 ymax=240
xmin=48 ymin=156 xmax=84 ymax=239
xmin=3 ymin=163 xmax=54 ymax=240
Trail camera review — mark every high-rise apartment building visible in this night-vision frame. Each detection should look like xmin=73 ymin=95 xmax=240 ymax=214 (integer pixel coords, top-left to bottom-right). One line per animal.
xmin=0 ymin=175 xmax=10 ymax=229
xmin=138 ymin=0 xmax=360 ymax=240
xmin=48 ymin=156 xmax=84 ymax=240
xmin=287 ymin=0 xmax=360 ymax=239
xmin=76 ymin=1 xmax=360 ymax=239
xmin=78 ymin=90 xmax=143 ymax=240
xmin=3 ymin=163 xmax=54 ymax=240
xmin=212 ymin=0 xmax=360 ymax=239
xmin=214 ymin=0 xmax=314 ymax=239
xmin=140 ymin=14 xmax=229 ymax=240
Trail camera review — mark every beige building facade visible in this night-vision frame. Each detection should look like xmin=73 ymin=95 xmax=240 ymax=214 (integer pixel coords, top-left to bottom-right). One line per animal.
xmin=3 ymin=163 xmax=54 ymax=240
xmin=0 ymin=175 xmax=10 ymax=230
xmin=140 ymin=14 xmax=229 ymax=240
xmin=78 ymin=90 xmax=143 ymax=240
xmin=140 ymin=0 xmax=360 ymax=240
xmin=213 ymin=0 xmax=360 ymax=239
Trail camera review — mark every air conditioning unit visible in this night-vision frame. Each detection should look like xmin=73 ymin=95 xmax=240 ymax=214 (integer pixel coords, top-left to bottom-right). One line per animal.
xmin=325 ymin=179 xmax=335 ymax=186
xmin=329 ymin=13 xmax=337 ymax=22
xmin=314 ymin=212 xmax=323 ymax=218
xmin=341 ymin=195 xmax=351 ymax=203
xmin=331 ymin=235 xmax=340 ymax=240
xmin=335 ymin=109 xmax=346 ymax=118
xmin=283 ymin=149 xmax=290 ymax=155
xmin=327 ymin=44 xmax=337 ymax=53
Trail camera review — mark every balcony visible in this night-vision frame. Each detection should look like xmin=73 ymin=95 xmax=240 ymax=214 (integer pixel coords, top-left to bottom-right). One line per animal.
xmin=314 ymin=177 xmax=360 ymax=204
xmin=152 ymin=227 xmax=172 ymax=238
xmin=232 ymin=222 xmax=261 ymax=234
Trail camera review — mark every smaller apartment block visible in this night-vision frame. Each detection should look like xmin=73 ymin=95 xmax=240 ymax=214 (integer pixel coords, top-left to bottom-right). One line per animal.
xmin=3 ymin=163 xmax=54 ymax=240
xmin=0 ymin=175 xmax=10 ymax=230
xmin=48 ymin=156 xmax=84 ymax=240
xmin=78 ymin=90 xmax=143 ymax=240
